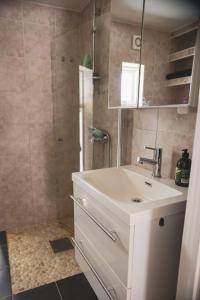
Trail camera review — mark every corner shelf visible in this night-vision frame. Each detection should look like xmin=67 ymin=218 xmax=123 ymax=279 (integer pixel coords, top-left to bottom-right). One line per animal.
xmin=166 ymin=76 xmax=192 ymax=87
xmin=168 ymin=47 xmax=195 ymax=62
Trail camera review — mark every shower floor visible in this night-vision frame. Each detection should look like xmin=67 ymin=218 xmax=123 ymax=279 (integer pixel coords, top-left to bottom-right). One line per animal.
xmin=7 ymin=222 xmax=80 ymax=294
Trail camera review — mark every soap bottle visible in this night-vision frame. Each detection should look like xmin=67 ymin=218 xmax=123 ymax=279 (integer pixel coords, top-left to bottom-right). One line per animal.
xmin=175 ymin=149 xmax=191 ymax=187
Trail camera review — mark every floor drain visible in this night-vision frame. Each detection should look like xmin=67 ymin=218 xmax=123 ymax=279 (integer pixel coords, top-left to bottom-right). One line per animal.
xmin=49 ymin=237 xmax=73 ymax=253
xmin=131 ymin=198 xmax=143 ymax=203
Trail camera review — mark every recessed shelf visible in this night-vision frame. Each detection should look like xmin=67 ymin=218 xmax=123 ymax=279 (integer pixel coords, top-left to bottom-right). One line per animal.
xmin=168 ymin=47 xmax=195 ymax=62
xmin=166 ymin=76 xmax=192 ymax=87
xmin=170 ymin=21 xmax=199 ymax=39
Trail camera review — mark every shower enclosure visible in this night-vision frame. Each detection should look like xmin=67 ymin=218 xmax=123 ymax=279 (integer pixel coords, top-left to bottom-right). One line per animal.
xmin=0 ymin=0 xmax=128 ymax=232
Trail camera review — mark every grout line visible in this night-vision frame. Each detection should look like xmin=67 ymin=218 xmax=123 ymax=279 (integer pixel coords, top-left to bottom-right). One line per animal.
xmin=55 ymin=282 xmax=63 ymax=300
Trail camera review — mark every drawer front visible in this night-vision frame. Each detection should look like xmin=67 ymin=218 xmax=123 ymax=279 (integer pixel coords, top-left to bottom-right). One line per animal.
xmin=72 ymin=185 xmax=130 ymax=286
xmin=74 ymin=225 xmax=130 ymax=300
xmin=73 ymin=184 xmax=130 ymax=251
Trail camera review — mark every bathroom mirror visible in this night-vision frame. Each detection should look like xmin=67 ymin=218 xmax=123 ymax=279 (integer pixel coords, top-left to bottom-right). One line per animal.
xmin=108 ymin=0 xmax=144 ymax=108
xmin=139 ymin=0 xmax=200 ymax=107
xmin=108 ymin=0 xmax=200 ymax=109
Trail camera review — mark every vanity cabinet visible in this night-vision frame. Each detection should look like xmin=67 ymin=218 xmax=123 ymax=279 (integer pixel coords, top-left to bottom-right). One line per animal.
xmin=72 ymin=183 xmax=185 ymax=300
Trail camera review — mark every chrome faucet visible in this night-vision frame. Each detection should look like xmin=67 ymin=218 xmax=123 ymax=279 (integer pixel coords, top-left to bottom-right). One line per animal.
xmin=137 ymin=146 xmax=162 ymax=177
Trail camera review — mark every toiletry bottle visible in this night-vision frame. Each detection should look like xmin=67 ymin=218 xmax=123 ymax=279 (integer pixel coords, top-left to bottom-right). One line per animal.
xmin=175 ymin=149 xmax=191 ymax=187
xmin=83 ymin=54 xmax=92 ymax=69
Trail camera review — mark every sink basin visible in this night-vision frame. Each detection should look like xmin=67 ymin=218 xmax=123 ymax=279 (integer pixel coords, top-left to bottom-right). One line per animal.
xmin=72 ymin=165 xmax=187 ymax=225
xmin=81 ymin=167 xmax=182 ymax=203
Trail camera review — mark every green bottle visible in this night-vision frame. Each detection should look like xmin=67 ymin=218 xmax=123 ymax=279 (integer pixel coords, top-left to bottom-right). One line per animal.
xmin=175 ymin=149 xmax=191 ymax=187
xmin=83 ymin=54 xmax=92 ymax=69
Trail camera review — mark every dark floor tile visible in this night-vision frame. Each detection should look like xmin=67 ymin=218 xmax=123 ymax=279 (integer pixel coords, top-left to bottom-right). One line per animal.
xmin=0 ymin=232 xmax=7 ymax=247
xmin=49 ymin=238 xmax=73 ymax=253
xmin=13 ymin=283 xmax=60 ymax=300
xmin=57 ymin=273 xmax=98 ymax=300
xmin=0 ymin=269 xmax=11 ymax=299
xmin=0 ymin=246 xmax=9 ymax=270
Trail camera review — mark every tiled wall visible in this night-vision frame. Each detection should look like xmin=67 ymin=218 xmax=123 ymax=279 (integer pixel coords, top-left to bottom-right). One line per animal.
xmin=0 ymin=0 xmax=80 ymax=230
xmin=53 ymin=7 xmax=80 ymax=225
xmin=132 ymin=108 xmax=197 ymax=178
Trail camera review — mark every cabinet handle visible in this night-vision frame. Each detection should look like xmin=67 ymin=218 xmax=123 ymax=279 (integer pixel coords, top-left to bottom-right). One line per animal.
xmin=71 ymin=237 xmax=116 ymax=300
xmin=70 ymin=195 xmax=117 ymax=242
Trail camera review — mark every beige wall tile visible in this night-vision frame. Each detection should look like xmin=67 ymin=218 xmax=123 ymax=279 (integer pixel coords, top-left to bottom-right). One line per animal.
xmin=0 ymin=123 xmax=29 ymax=156
xmin=23 ymin=2 xmax=54 ymax=26
xmin=0 ymin=19 xmax=23 ymax=57
xmin=158 ymin=108 xmax=197 ymax=135
xmin=0 ymin=56 xmax=25 ymax=92
xmin=0 ymin=122 xmax=33 ymax=229
xmin=55 ymin=9 xmax=80 ymax=35
xmin=133 ymin=109 xmax=158 ymax=131
xmin=131 ymin=128 xmax=157 ymax=171
xmin=55 ymin=29 xmax=79 ymax=62
xmin=24 ymin=57 xmax=52 ymax=93
xmin=0 ymin=92 xmax=29 ymax=124
xmin=27 ymin=91 xmax=53 ymax=125
xmin=156 ymin=131 xmax=194 ymax=178
xmin=121 ymin=109 xmax=133 ymax=165
xmin=0 ymin=0 xmax=22 ymax=21
xmin=24 ymin=22 xmax=53 ymax=60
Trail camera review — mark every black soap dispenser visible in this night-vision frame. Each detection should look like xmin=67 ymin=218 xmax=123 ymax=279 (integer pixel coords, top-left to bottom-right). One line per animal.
xmin=175 ymin=149 xmax=191 ymax=187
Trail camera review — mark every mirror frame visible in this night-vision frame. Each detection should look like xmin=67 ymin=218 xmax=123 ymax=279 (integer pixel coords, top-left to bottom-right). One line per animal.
xmin=108 ymin=0 xmax=200 ymax=109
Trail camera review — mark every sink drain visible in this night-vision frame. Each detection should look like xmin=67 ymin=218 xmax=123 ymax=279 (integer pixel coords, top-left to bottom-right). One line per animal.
xmin=131 ymin=198 xmax=143 ymax=203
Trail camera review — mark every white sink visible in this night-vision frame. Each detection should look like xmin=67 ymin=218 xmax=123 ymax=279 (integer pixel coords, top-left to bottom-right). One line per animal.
xmin=82 ymin=167 xmax=182 ymax=203
xmin=72 ymin=165 xmax=187 ymax=224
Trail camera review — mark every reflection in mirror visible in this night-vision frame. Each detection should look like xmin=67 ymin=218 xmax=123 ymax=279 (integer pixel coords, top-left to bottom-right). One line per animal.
xmin=121 ymin=62 xmax=144 ymax=107
xmin=140 ymin=0 xmax=200 ymax=107
xmin=108 ymin=0 xmax=144 ymax=108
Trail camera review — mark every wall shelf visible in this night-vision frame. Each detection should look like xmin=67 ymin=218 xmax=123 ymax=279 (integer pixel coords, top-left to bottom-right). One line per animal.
xmin=166 ymin=76 xmax=192 ymax=87
xmin=170 ymin=22 xmax=199 ymax=39
xmin=168 ymin=47 xmax=195 ymax=62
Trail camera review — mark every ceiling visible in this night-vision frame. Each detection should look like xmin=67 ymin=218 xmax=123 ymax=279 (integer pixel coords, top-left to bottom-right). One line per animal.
xmin=111 ymin=0 xmax=200 ymax=31
xmin=25 ymin=0 xmax=90 ymax=11
xmin=25 ymin=0 xmax=200 ymax=31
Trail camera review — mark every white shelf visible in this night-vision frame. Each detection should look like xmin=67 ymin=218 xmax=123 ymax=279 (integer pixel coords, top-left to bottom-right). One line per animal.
xmin=170 ymin=22 xmax=199 ymax=39
xmin=166 ymin=76 xmax=192 ymax=87
xmin=168 ymin=47 xmax=195 ymax=62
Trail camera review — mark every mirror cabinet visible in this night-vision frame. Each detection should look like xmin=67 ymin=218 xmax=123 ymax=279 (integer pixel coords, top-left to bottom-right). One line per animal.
xmin=108 ymin=0 xmax=200 ymax=108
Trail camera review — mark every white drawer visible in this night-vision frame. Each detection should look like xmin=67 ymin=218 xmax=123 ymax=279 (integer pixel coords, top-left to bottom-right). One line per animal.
xmin=72 ymin=185 xmax=131 ymax=286
xmin=74 ymin=225 xmax=131 ymax=300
